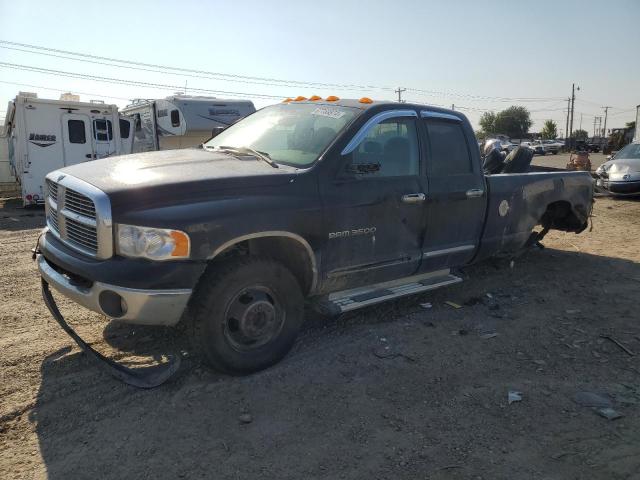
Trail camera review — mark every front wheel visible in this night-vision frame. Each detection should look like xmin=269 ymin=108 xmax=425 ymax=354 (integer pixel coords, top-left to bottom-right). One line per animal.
xmin=189 ymin=257 xmax=304 ymax=374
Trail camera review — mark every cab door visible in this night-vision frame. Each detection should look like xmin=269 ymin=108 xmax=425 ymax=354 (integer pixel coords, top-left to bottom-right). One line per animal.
xmin=320 ymin=111 xmax=428 ymax=289
xmin=419 ymin=112 xmax=486 ymax=271
xmin=61 ymin=113 xmax=94 ymax=166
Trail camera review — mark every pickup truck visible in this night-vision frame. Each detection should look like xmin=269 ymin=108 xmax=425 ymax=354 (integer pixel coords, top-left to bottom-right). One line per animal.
xmin=36 ymin=98 xmax=594 ymax=386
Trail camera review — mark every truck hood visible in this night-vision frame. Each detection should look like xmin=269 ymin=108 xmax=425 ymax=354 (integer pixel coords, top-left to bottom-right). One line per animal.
xmin=58 ymin=149 xmax=296 ymax=209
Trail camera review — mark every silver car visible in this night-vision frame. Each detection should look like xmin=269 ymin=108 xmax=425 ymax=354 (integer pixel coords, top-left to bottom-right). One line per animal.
xmin=595 ymin=142 xmax=640 ymax=195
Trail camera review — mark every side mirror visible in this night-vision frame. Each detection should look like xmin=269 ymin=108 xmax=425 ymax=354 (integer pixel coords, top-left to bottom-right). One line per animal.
xmin=210 ymin=126 xmax=226 ymax=139
xmin=345 ymin=162 xmax=381 ymax=174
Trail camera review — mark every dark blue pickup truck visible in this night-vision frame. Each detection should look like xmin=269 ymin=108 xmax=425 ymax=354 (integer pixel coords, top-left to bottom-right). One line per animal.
xmin=37 ymin=98 xmax=593 ymax=385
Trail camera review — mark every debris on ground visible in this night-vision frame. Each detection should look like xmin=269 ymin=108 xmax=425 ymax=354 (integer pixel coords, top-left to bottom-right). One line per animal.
xmin=600 ymin=335 xmax=635 ymax=356
xmin=238 ymin=413 xmax=253 ymax=424
xmin=445 ymin=301 xmax=462 ymax=309
xmin=508 ymin=391 xmax=522 ymax=404
xmin=595 ymin=407 xmax=623 ymax=421
xmin=479 ymin=332 xmax=499 ymax=339
xmin=372 ymin=345 xmax=416 ymax=362
xmin=420 ymin=302 xmax=432 ymax=309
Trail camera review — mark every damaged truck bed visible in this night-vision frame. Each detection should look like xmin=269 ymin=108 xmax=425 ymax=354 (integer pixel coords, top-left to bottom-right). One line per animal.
xmin=36 ymin=98 xmax=594 ymax=386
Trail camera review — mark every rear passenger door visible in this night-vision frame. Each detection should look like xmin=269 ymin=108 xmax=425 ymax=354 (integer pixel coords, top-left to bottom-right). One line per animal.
xmin=419 ymin=112 xmax=486 ymax=271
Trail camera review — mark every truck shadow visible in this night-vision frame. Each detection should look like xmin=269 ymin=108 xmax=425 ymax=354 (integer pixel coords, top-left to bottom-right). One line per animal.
xmin=31 ymin=246 xmax=640 ymax=479
xmin=0 ymin=200 xmax=46 ymax=231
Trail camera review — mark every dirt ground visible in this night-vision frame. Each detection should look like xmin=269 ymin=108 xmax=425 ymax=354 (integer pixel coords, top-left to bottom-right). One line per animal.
xmin=1 ymin=193 xmax=639 ymax=480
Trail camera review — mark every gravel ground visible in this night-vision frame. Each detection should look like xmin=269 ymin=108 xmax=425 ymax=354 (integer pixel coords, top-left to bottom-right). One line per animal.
xmin=1 ymin=195 xmax=639 ymax=480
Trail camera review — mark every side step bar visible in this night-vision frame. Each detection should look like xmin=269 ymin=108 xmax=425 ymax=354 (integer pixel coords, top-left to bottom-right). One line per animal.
xmin=313 ymin=269 xmax=462 ymax=315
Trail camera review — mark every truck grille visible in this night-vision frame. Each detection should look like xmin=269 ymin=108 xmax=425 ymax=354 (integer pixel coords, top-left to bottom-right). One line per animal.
xmin=45 ymin=174 xmax=112 ymax=259
xmin=64 ymin=189 xmax=96 ymax=219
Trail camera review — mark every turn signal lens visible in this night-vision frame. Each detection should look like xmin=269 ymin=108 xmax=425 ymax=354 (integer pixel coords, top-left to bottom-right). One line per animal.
xmin=170 ymin=231 xmax=190 ymax=257
xmin=359 ymin=97 xmax=373 ymax=104
xmin=294 ymin=96 xmax=307 ymax=101
xmin=283 ymin=98 xmax=293 ymax=103
xmin=325 ymin=96 xmax=339 ymax=101
xmin=309 ymin=95 xmax=322 ymax=101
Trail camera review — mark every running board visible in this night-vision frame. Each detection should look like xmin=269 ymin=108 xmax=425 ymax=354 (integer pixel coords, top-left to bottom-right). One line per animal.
xmin=312 ymin=269 xmax=462 ymax=315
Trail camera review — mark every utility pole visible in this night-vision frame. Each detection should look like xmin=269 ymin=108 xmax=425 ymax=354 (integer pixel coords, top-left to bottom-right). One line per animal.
xmin=569 ymin=83 xmax=579 ymax=145
xmin=395 ymin=87 xmax=406 ymax=103
xmin=451 ymin=104 xmax=455 ymax=110
xmin=579 ymin=113 xmax=583 ymax=131
xmin=601 ymin=106 xmax=610 ymax=139
xmin=565 ymin=97 xmax=570 ymax=141
xmin=593 ymin=117 xmax=597 ymax=138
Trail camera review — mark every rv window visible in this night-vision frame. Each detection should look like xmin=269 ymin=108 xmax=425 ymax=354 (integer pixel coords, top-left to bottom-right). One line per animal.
xmin=134 ymin=113 xmax=142 ymax=132
xmin=119 ymin=118 xmax=130 ymax=139
xmin=68 ymin=120 xmax=86 ymax=144
xmin=170 ymin=109 xmax=180 ymax=127
xmin=93 ymin=119 xmax=113 ymax=142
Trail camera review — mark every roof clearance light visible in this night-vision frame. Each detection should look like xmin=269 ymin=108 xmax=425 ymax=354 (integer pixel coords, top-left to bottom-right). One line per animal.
xmin=294 ymin=96 xmax=307 ymax=102
xmin=309 ymin=95 xmax=322 ymax=101
xmin=359 ymin=97 xmax=373 ymax=104
xmin=325 ymin=96 xmax=340 ymax=102
xmin=283 ymin=98 xmax=293 ymax=103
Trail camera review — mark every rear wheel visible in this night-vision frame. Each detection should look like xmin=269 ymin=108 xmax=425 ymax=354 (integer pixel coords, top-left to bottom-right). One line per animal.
xmin=190 ymin=257 xmax=304 ymax=374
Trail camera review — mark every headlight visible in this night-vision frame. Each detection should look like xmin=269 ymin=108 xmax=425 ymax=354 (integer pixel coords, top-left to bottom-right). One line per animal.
xmin=116 ymin=224 xmax=190 ymax=260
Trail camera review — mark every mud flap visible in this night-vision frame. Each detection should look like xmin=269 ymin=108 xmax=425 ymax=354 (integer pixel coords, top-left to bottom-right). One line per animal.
xmin=41 ymin=280 xmax=181 ymax=388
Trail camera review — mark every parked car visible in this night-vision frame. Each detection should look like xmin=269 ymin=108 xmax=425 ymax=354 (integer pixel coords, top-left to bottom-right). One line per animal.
xmin=35 ymin=98 xmax=594 ymax=386
xmin=595 ymin=141 xmax=640 ymax=195
xmin=541 ymin=140 xmax=560 ymax=155
xmin=529 ymin=141 xmax=546 ymax=155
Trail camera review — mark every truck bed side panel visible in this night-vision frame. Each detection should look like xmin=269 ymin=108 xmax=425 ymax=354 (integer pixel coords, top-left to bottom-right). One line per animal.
xmin=475 ymin=171 xmax=593 ymax=262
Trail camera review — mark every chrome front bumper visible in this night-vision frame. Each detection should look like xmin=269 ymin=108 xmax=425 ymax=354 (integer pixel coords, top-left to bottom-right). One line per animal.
xmin=38 ymin=255 xmax=192 ymax=326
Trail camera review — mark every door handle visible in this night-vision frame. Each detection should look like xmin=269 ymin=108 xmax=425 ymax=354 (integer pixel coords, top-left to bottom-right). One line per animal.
xmin=401 ymin=193 xmax=426 ymax=204
xmin=466 ymin=189 xmax=484 ymax=198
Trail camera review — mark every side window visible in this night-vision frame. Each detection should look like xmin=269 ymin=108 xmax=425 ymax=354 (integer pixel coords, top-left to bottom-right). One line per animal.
xmin=93 ymin=119 xmax=113 ymax=142
xmin=134 ymin=113 xmax=142 ymax=132
xmin=68 ymin=120 xmax=86 ymax=144
xmin=170 ymin=109 xmax=180 ymax=127
xmin=351 ymin=118 xmax=419 ymax=177
xmin=425 ymin=120 xmax=473 ymax=175
xmin=119 ymin=118 xmax=131 ymax=139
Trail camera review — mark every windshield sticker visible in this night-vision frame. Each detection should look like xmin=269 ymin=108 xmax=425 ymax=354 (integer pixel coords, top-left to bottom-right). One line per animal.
xmin=311 ymin=107 xmax=346 ymax=119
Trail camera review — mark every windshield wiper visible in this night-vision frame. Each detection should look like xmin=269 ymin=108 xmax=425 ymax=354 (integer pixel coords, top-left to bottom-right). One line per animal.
xmin=217 ymin=145 xmax=279 ymax=169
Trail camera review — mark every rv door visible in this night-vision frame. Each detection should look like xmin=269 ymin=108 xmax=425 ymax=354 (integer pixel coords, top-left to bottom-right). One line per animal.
xmin=61 ymin=113 xmax=94 ymax=166
xmin=91 ymin=117 xmax=117 ymax=159
xmin=118 ymin=117 xmax=134 ymax=154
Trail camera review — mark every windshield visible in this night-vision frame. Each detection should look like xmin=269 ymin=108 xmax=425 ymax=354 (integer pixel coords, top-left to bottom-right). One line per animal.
xmin=614 ymin=143 xmax=640 ymax=160
xmin=204 ymin=103 xmax=359 ymax=167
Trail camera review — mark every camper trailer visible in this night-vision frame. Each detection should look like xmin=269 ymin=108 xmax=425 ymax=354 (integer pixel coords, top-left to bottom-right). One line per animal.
xmin=122 ymin=95 xmax=255 ymax=152
xmin=4 ymin=93 xmax=134 ymax=206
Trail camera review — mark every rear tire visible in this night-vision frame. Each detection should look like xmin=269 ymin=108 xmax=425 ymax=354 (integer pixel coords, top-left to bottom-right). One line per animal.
xmin=189 ymin=256 xmax=304 ymax=374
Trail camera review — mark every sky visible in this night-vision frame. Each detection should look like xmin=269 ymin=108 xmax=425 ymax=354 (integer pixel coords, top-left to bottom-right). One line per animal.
xmin=0 ymin=0 xmax=638 ymax=135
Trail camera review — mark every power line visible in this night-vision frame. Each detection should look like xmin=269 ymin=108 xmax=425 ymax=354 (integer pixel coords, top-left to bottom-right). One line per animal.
xmin=0 ymin=39 xmax=391 ymax=91
xmin=0 ymin=39 xmax=569 ymax=104
xmin=0 ymin=79 xmax=135 ymax=102
xmin=0 ymin=62 xmax=287 ymax=100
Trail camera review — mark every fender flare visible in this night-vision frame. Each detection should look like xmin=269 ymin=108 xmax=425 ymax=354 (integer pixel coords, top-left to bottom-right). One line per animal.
xmin=208 ymin=231 xmax=318 ymax=293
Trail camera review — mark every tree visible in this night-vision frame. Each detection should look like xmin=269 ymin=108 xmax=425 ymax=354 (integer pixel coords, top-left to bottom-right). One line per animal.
xmin=571 ymin=129 xmax=588 ymax=140
xmin=479 ymin=111 xmax=497 ymax=135
xmin=493 ymin=106 xmax=532 ymax=139
xmin=540 ymin=120 xmax=557 ymax=140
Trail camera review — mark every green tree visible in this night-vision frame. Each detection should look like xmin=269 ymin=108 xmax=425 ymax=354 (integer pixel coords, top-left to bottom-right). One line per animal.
xmin=571 ymin=129 xmax=588 ymax=140
xmin=479 ymin=111 xmax=496 ymax=135
xmin=540 ymin=120 xmax=557 ymax=140
xmin=493 ymin=106 xmax=532 ymax=139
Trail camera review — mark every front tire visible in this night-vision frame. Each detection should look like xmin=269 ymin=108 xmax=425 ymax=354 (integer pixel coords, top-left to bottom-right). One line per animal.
xmin=190 ymin=257 xmax=304 ymax=374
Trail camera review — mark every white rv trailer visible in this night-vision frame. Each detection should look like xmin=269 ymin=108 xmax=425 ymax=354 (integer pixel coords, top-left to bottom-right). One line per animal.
xmin=122 ymin=95 xmax=256 ymax=152
xmin=4 ymin=93 xmax=134 ymax=206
